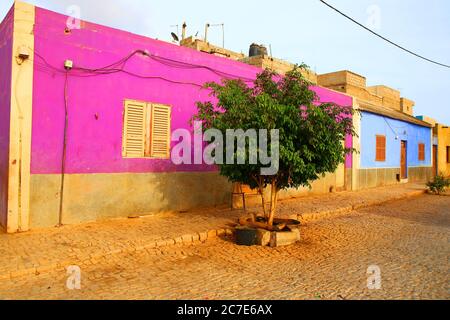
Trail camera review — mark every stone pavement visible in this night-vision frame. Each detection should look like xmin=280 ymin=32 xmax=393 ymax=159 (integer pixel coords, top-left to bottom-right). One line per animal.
xmin=0 ymin=194 xmax=448 ymax=300
xmin=0 ymin=183 xmax=426 ymax=282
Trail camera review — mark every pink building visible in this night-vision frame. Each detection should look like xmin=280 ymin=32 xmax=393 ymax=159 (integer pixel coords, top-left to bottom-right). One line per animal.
xmin=0 ymin=2 xmax=352 ymax=233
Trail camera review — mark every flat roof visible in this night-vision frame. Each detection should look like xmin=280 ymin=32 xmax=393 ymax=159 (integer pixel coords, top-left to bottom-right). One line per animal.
xmin=357 ymin=99 xmax=432 ymax=128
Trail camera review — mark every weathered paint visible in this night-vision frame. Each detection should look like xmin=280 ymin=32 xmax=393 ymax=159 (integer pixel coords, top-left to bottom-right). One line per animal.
xmin=29 ymin=172 xmax=231 ymax=228
xmin=0 ymin=7 xmax=14 ymax=229
xmin=6 ymin=1 xmax=35 ymax=233
xmin=30 ymin=170 xmax=345 ymax=229
xmin=360 ymin=111 xmax=432 ymax=169
xmin=351 ymin=100 xmax=362 ymax=190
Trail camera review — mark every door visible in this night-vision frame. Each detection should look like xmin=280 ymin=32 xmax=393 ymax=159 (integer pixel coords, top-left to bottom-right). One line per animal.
xmin=432 ymin=145 xmax=438 ymax=177
xmin=400 ymin=141 xmax=407 ymax=179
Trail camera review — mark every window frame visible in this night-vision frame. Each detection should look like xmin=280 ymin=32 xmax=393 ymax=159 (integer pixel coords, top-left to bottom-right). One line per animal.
xmin=418 ymin=143 xmax=425 ymax=161
xmin=375 ymin=135 xmax=386 ymax=162
xmin=447 ymin=146 xmax=450 ymax=163
xmin=122 ymin=99 xmax=172 ymax=160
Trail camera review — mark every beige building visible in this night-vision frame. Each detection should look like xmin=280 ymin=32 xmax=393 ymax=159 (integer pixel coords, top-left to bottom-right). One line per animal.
xmin=241 ymin=54 xmax=318 ymax=83
xmin=180 ymin=38 xmax=318 ymax=83
xmin=180 ymin=36 xmax=245 ymax=61
xmin=317 ymin=70 xmax=415 ymax=116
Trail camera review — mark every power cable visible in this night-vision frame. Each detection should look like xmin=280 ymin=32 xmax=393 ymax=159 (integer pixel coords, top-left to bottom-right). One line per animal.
xmin=58 ymin=71 xmax=69 ymax=227
xmin=34 ymin=49 xmax=255 ymax=87
xmin=319 ymin=0 xmax=450 ymax=69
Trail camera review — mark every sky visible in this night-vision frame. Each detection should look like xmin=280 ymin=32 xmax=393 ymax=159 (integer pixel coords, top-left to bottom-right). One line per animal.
xmin=1 ymin=0 xmax=449 ymax=124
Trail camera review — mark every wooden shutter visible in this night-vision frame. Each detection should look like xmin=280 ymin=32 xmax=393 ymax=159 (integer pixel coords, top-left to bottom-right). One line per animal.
xmin=375 ymin=135 xmax=386 ymax=162
xmin=150 ymin=104 xmax=171 ymax=159
xmin=447 ymin=146 xmax=450 ymax=163
xmin=123 ymin=100 xmax=147 ymax=158
xmin=418 ymin=143 xmax=425 ymax=161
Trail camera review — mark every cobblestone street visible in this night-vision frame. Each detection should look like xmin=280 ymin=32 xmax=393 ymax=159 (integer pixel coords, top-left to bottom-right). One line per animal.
xmin=0 ymin=194 xmax=448 ymax=300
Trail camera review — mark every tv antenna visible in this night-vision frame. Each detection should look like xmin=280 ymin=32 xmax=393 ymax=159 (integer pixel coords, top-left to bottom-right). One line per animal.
xmin=204 ymin=23 xmax=225 ymax=48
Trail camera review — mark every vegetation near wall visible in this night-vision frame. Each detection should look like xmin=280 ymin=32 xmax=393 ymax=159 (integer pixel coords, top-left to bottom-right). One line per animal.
xmin=194 ymin=66 xmax=357 ymax=229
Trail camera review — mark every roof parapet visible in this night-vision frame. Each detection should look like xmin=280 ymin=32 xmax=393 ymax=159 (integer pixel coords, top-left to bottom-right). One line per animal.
xmin=318 ymin=70 xmax=415 ymax=117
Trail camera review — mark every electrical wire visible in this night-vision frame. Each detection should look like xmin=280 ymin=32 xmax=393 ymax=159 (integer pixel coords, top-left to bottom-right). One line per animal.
xmin=34 ymin=49 xmax=255 ymax=87
xmin=58 ymin=71 xmax=69 ymax=227
xmin=319 ymin=0 xmax=450 ymax=69
xmin=33 ymin=48 xmax=257 ymax=227
xmin=35 ymin=48 xmax=254 ymax=82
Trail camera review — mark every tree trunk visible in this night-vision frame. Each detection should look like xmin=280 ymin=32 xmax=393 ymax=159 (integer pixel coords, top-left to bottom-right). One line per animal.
xmin=254 ymin=175 xmax=267 ymax=218
xmin=258 ymin=177 xmax=267 ymax=218
xmin=267 ymin=180 xmax=279 ymax=227
xmin=260 ymin=190 xmax=267 ymax=218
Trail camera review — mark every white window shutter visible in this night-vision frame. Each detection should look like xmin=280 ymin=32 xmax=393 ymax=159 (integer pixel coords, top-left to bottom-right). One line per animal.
xmin=150 ymin=104 xmax=171 ymax=159
xmin=123 ymin=100 xmax=147 ymax=158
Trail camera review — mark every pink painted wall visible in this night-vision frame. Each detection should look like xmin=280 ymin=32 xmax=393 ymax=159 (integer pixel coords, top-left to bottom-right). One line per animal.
xmin=0 ymin=7 xmax=14 ymax=228
xmin=31 ymin=7 xmax=353 ymax=175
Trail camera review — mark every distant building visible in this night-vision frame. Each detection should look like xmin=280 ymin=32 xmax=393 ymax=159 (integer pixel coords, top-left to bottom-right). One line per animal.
xmin=416 ymin=116 xmax=450 ymax=177
xmin=318 ymin=71 xmax=433 ymax=189
xmin=180 ymin=38 xmax=318 ymax=83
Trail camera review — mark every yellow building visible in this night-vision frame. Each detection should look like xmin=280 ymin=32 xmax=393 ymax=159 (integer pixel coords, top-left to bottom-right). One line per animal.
xmin=435 ymin=124 xmax=450 ymax=177
xmin=416 ymin=116 xmax=450 ymax=178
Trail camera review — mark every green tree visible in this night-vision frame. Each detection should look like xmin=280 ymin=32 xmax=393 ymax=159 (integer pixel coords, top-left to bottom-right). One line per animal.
xmin=193 ymin=66 xmax=357 ymax=229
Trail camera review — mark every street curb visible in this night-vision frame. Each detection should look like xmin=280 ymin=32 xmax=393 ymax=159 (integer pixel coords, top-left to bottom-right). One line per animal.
xmin=294 ymin=189 xmax=426 ymax=222
xmin=0 ymin=189 xmax=427 ymax=281
xmin=0 ymin=228 xmax=235 ymax=281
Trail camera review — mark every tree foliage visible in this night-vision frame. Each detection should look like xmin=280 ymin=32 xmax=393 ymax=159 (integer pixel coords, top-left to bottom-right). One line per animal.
xmin=427 ymin=174 xmax=450 ymax=195
xmin=193 ymin=65 xmax=357 ymax=227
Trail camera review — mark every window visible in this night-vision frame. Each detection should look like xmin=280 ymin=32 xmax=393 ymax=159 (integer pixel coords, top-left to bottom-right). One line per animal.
xmin=418 ymin=143 xmax=425 ymax=161
xmin=375 ymin=135 xmax=386 ymax=162
xmin=122 ymin=99 xmax=171 ymax=159
xmin=447 ymin=146 xmax=450 ymax=163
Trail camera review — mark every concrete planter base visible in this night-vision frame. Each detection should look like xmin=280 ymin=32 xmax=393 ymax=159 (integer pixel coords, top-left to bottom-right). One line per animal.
xmin=269 ymin=228 xmax=300 ymax=247
xmin=235 ymin=222 xmax=301 ymax=247
xmin=235 ymin=227 xmax=271 ymax=246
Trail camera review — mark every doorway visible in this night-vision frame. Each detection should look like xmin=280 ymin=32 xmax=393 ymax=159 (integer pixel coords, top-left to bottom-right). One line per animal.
xmin=400 ymin=141 xmax=408 ymax=180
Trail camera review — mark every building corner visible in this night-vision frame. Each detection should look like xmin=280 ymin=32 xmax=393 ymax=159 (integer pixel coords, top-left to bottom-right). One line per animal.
xmin=6 ymin=1 xmax=35 ymax=233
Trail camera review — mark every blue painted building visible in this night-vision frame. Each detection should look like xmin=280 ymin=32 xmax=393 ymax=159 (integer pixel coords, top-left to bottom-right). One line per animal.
xmin=355 ymin=104 xmax=433 ymax=189
xmin=317 ymin=70 xmax=433 ymax=190
xmin=360 ymin=111 xmax=432 ymax=170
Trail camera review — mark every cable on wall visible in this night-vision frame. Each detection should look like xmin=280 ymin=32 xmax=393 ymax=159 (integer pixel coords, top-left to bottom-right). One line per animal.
xmin=58 ymin=70 xmax=69 ymax=227
xmin=33 ymin=49 xmax=256 ymax=85
xmin=33 ymin=48 xmax=258 ymax=226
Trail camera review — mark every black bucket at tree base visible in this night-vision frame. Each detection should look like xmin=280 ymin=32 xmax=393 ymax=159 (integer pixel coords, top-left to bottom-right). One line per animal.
xmin=235 ymin=227 xmax=259 ymax=246
xmin=235 ymin=218 xmax=301 ymax=246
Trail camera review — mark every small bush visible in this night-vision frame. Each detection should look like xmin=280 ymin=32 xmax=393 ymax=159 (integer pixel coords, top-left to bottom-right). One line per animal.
xmin=426 ymin=174 xmax=450 ymax=195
